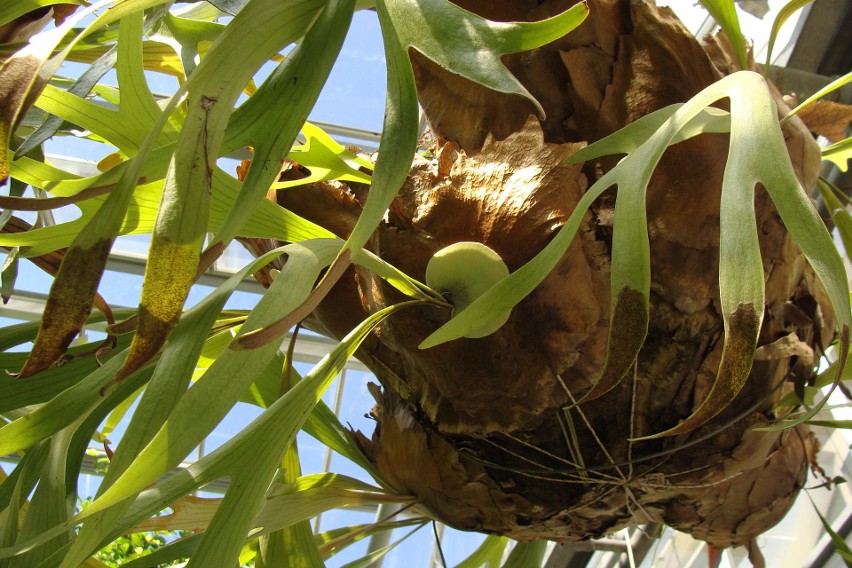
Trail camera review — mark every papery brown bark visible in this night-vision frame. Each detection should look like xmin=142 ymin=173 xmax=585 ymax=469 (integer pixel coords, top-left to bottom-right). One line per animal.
xmin=255 ymin=0 xmax=837 ymax=554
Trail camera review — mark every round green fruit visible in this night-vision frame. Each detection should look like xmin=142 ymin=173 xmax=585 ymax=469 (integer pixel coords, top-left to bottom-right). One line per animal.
xmin=425 ymin=241 xmax=511 ymax=338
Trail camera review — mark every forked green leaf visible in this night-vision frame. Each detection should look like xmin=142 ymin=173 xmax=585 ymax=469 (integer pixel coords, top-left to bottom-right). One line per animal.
xmin=382 ymin=0 xmax=589 ymax=116
xmin=33 ymin=82 xmax=160 ymax=154
xmin=641 ymin=93 xmax=766 ymax=438
xmin=422 ymin=104 xmax=726 ymax=350
xmin=1 ymin=0 xmax=177 ymax=177
xmin=566 ymin=106 xmax=731 ymax=163
xmin=35 ymin=9 xmax=169 ymax=154
xmin=248 ymin=120 xmax=374 ymax=191
xmin=223 ymin=120 xmax=373 ymax=199
xmin=16 ymin=14 xmax=128 ymax=159
xmin=151 ymin=11 xmax=226 ymax=76
xmin=291 ymin=122 xmax=374 ymax=176
xmin=648 ymin=72 xmax=849 ymax=437
xmin=347 ymin=0 xmax=589 ymax=254
xmin=423 ymin=71 xmax=850 ymax=438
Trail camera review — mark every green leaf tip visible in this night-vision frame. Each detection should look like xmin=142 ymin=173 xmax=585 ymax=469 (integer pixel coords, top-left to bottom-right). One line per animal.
xmin=380 ymin=0 xmax=590 ymax=118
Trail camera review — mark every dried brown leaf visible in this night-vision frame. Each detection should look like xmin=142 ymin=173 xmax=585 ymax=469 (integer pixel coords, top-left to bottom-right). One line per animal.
xmin=797 ymin=99 xmax=852 ymax=143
